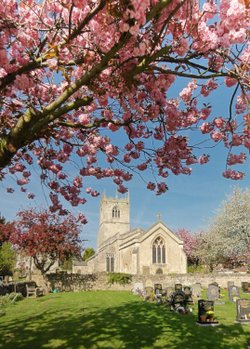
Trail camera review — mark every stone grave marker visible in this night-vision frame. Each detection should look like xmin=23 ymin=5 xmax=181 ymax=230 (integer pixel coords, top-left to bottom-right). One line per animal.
xmin=144 ymin=286 xmax=154 ymax=300
xmin=228 ymin=285 xmax=240 ymax=303
xmin=227 ymin=281 xmax=234 ymax=289
xmin=242 ymin=282 xmax=250 ymax=293
xmin=175 ymin=283 xmax=182 ymax=291
xmin=154 ymin=283 xmax=163 ymax=295
xmin=207 ymin=284 xmax=220 ymax=301
xmin=197 ymin=299 xmax=219 ymax=326
xmin=170 ymin=290 xmax=187 ymax=314
xmin=192 ymin=283 xmax=202 ymax=298
xmin=183 ymin=286 xmax=193 ymax=305
xmin=236 ymin=299 xmax=250 ymax=323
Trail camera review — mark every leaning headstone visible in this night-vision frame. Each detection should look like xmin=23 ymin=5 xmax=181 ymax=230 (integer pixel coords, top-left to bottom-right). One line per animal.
xmin=192 ymin=283 xmax=202 ymax=298
xmin=196 ymin=299 xmax=219 ymax=326
xmin=207 ymin=284 xmax=220 ymax=301
xmin=236 ymin=299 xmax=250 ymax=323
xmin=242 ymin=282 xmax=250 ymax=293
xmin=175 ymin=283 xmax=182 ymax=291
xmin=228 ymin=285 xmax=240 ymax=303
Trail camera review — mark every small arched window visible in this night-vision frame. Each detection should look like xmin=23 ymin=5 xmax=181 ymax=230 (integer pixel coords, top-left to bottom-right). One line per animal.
xmin=112 ymin=205 xmax=120 ymax=219
xmin=152 ymin=237 xmax=166 ymax=264
xmin=106 ymin=254 xmax=115 ymax=272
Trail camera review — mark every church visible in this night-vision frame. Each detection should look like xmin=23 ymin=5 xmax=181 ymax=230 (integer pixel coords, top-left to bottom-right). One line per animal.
xmin=74 ymin=193 xmax=187 ymax=275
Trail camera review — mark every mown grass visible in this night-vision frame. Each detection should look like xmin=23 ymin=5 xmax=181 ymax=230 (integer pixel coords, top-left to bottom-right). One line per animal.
xmin=0 ymin=290 xmax=250 ymax=349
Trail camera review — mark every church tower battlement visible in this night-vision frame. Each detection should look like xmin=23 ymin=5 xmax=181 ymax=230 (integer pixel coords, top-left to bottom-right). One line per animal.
xmin=97 ymin=192 xmax=130 ymax=248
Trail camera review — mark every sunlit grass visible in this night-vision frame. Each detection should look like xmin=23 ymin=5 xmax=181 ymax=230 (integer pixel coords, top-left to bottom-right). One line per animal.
xmin=0 ymin=290 xmax=250 ymax=349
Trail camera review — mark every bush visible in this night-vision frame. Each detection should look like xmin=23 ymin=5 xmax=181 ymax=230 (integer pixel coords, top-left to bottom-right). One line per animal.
xmin=0 ymin=292 xmax=24 ymax=306
xmin=107 ymin=273 xmax=132 ymax=285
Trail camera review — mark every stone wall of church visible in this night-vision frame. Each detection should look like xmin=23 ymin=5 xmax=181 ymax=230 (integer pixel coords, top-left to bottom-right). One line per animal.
xmin=138 ymin=226 xmax=187 ymax=275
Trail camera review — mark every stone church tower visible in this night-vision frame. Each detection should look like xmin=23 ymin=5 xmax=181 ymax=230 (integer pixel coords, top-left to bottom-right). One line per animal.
xmin=97 ymin=192 xmax=130 ymax=248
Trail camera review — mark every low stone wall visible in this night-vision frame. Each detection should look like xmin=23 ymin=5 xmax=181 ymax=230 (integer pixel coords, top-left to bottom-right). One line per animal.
xmin=2 ymin=272 xmax=250 ymax=295
xmin=132 ymin=273 xmax=250 ymax=289
xmin=44 ymin=272 xmax=250 ymax=292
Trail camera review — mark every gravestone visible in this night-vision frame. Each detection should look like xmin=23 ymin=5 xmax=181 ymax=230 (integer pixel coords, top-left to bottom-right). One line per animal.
xmin=227 ymin=281 xmax=234 ymax=289
xmin=207 ymin=284 xmax=220 ymax=301
xmin=242 ymin=282 xmax=250 ymax=293
xmin=175 ymin=283 xmax=182 ymax=291
xmin=183 ymin=286 xmax=193 ymax=305
xmin=165 ymin=287 xmax=174 ymax=300
xmin=170 ymin=290 xmax=187 ymax=314
xmin=236 ymin=299 xmax=250 ymax=323
xmin=145 ymin=286 xmax=154 ymax=298
xmin=228 ymin=285 xmax=240 ymax=303
xmin=154 ymin=283 xmax=163 ymax=295
xmin=192 ymin=283 xmax=202 ymax=298
xmin=197 ymin=299 xmax=219 ymax=326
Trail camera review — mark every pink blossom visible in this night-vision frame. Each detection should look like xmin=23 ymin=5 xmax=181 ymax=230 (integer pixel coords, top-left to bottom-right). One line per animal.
xmin=137 ymin=163 xmax=147 ymax=171
xmin=147 ymin=182 xmax=156 ymax=191
xmin=223 ymin=169 xmax=244 ymax=180
xmin=198 ymin=154 xmax=209 ymax=164
xmin=211 ymin=130 xmax=223 ymax=142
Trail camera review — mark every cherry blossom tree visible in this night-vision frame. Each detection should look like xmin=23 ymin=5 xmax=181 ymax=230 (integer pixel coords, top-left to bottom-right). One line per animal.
xmin=0 ymin=0 xmax=250 ymax=215
xmin=0 ymin=209 xmax=83 ymax=275
xmin=176 ymin=228 xmax=200 ymax=266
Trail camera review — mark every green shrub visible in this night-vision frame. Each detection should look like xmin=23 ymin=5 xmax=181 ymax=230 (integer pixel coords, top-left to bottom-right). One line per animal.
xmin=107 ymin=273 xmax=132 ymax=285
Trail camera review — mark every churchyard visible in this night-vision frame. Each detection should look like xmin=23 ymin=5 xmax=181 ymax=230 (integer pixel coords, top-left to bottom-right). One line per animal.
xmin=1 ymin=285 xmax=250 ymax=349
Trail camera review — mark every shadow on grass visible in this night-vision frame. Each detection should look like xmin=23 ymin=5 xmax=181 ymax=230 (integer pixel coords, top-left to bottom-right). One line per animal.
xmin=0 ymin=298 xmax=249 ymax=349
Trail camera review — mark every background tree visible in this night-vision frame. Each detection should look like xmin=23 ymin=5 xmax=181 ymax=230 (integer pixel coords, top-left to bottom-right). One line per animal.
xmin=195 ymin=187 xmax=250 ymax=270
xmin=0 ymin=242 xmax=16 ymax=277
xmin=82 ymin=247 xmax=95 ymax=262
xmin=1 ymin=209 xmax=83 ymax=276
xmin=176 ymin=228 xmax=200 ymax=267
xmin=0 ymin=1 xmax=249 ymax=217
xmin=0 ymin=215 xmax=16 ymax=276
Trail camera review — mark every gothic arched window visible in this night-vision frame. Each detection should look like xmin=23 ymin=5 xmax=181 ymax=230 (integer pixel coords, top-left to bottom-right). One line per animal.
xmin=152 ymin=237 xmax=166 ymax=264
xmin=112 ymin=205 xmax=120 ymax=219
xmin=106 ymin=254 xmax=115 ymax=272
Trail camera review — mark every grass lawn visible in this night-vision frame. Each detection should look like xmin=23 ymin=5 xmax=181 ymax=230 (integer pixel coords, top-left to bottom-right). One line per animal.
xmin=0 ymin=290 xmax=250 ymax=349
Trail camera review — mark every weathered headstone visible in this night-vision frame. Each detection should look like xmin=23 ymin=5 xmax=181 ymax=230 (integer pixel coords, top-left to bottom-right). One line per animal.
xmin=227 ymin=281 xmax=234 ymax=289
xmin=183 ymin=286 xmax=193 ymax=304
xmin=197 ymin=299 xmax=219 ymax=325
xmin=154 ymin=283 xmax=163 ymax=295
xmin=145 ymin=286 xmax=153 ymax=298
xmin=207 ymin=284 xmax=220 ymax=301
xmin=170 ymin=290 xmax=187 ymax=313
xmin=228 ymin=285 xmax=240 ymax=303
xmin=192 ymin=283 xmax=202 ymax=298
xmin=175 ymin=283 xmax=182 ymax=291
xmin=242 ymin=282 xmax=250 ymax=293
xmin=165 ymin=287 xmax=174 ymax=299
xmin=236 ymin=299 xmax=250 ymax=323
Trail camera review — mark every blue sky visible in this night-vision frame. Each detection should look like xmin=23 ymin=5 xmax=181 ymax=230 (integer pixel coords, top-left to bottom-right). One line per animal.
xmin=1 ymin=78 xmax=249 ymax=249
xmin=1 ymin=143 xmax=249 ymax=250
